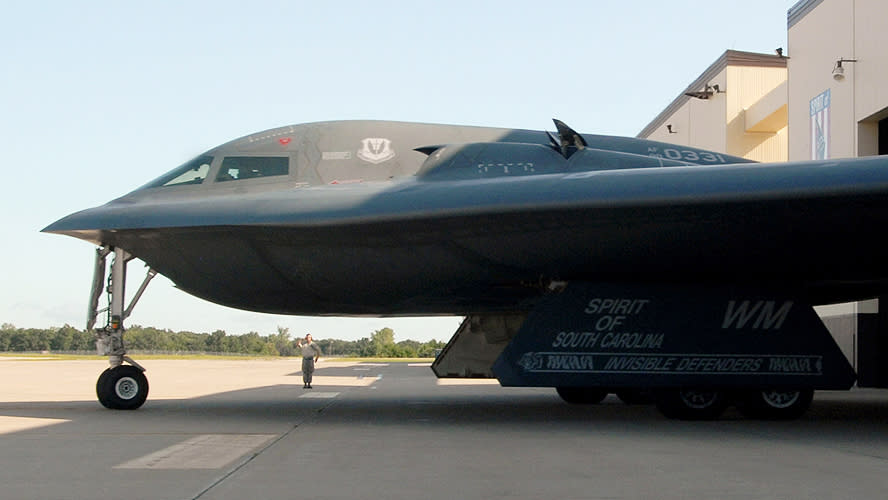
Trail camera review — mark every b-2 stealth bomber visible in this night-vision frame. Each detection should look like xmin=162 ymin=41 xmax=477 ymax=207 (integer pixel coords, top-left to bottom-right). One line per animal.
xmin=46 ymin=119 xmax=887 ymax=419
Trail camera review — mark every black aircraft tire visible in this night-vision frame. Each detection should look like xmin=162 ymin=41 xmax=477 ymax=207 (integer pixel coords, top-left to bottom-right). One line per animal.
xmin=556 ymin=387 xmax=609 ymax=405
xmin=735 ymin=389 xmax=814 ymax=420
xmin=96 ymin=368 xmax=116 ymax=409
xmin=96 ymin=365 xmax=149 ymax=410
xmin=615 ymin=389 xmax=654 ymax=405
xmin=654 ymin=389 xmax=729 ymax=420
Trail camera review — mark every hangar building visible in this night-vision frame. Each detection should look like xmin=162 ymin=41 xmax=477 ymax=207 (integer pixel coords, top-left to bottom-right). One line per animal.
xmin=638 ymin=0 xmax=888 ymax=387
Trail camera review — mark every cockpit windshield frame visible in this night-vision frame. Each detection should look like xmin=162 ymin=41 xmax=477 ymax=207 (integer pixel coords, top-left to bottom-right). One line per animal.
xmin=140 ymin=155 xmax=215 ymax=189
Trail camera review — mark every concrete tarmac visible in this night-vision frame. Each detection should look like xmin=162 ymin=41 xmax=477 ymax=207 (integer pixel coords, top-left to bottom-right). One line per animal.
xmin=1 ymin=358 xmax=887 ymax=500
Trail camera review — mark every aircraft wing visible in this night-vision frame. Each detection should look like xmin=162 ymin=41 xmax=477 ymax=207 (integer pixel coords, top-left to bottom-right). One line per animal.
xmin=45 ymin=153 xmax=888 ymax=314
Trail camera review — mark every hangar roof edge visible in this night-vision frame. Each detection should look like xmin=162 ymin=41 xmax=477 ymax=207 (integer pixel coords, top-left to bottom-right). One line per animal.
xmin=788 ymin=0 xmax=825 ymax=29
xmin=636 ymin=50 xmax=787 ymax=139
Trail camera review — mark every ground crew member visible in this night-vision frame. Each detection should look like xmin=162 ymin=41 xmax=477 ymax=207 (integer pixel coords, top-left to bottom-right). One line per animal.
xmin=297 ymin=334 xmax=321 ymax=388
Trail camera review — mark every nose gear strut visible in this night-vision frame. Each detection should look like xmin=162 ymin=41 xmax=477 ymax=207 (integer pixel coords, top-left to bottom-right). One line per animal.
xmin=89 ymin=246 xmax=156 ymax=409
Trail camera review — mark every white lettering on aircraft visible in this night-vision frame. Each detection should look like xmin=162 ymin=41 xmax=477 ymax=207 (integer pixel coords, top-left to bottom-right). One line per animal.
xmin=546 ymin=354 xmax=595 ymax=371
xmin=476 ymin=162 xmax=535 ymax=174
xmin=322 ymin=151 xmax=352 ymax=160
xmin=551 ymin=331 xmax=663 ymax=350
xmin=577 ymin=298 xmax=655 ymax=340
xmin=721 ymin=300 xmax=793 ymax=330
xmin=673 ymin=356 xmax=763 ymax=372
xmin=600 ymin=333 xmax=664 ymax=349
xmin=518 ymin=353 xmax=821 ymax=374
xmin=552 ymin=331 xmax=600 ymax=348
xmin=646 ymin=147 xmax=727 ymax=163
xmin=602 ymin=356 xmax=676 ymax=371
xmin=768 ymin=356 xmax=822 ymax=374
xmin=584 ymin=298 xmax=650 ymax=315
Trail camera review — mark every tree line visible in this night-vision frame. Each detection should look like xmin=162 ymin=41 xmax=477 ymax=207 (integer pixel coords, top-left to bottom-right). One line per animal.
xmin=0 ymin=323 xmax=446 ymax=358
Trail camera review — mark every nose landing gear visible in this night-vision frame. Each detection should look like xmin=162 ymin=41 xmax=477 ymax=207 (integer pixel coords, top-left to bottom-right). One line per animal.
xmin=89 ymin=246 xmax=156 ymax=410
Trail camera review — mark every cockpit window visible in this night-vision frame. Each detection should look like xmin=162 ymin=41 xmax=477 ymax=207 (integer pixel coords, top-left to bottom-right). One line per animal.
xmin=145 ymin=155 xmax=213 ymax=188
xmin=215 ymin=156 xmax=289 ymax=182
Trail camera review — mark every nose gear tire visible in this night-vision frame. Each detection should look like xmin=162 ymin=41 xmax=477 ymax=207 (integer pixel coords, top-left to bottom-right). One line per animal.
xmin=96 ymin=365 xmax=149 ymax=410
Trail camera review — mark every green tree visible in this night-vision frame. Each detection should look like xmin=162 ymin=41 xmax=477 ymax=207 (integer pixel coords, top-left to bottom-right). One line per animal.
xmin=260 ymin=342 xmax=279 ymax=356
xmin=8 ymin=329 xmax=33 ymax=351
xmin=268 ymin=326 xmax=294 ymax=356
xmin=0 ymin=323 xmax=16 ymax=351
xmin=237 ymin=331 xmax=267 ymax=354
xmin=0 ymin=322 xmax=448 ymax=357
xmin=71 ymin=328 xmax=96 ymax=351
xmin=27 ymin=328 xmax=52 ymax=351
xmin=207 ymin=330 xmax=226 ymax=353
xmin=126 ymin=326 xmax=174 ymax=351
xmin=50 ymin=324 xmax=81 ymax=351
xmin=371 ymin=327 xmax=395 ymax=345
xmin=369 ymin=327 xmax=395 ymax=356
xmin=396 ymin=340 xmax=421 ymax=357
xmin=418 ymin=339 xmax=446 ymax=358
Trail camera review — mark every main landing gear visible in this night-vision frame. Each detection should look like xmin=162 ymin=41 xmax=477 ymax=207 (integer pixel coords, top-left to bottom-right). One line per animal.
xmin=733 ymin=388 xmax=814 ymax=420
xmin=653 ymin=388 xmax=731 ymax=420
xmin=89 ymin=247 xmax=156 ymax=410
xmin=556 ymin=387 xmax=609 ymax=404
xmin=555 ymin=386 xmax=814 ymax=420
xmin=555 ymin=387 xmax=653 ymax=405
xmin=651 ymin=388 xmax=814 ymax=420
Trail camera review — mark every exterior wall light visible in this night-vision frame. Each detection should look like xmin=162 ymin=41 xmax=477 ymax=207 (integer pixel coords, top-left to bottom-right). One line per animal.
xmin=833 ymin=58 xmax=858 ymax=81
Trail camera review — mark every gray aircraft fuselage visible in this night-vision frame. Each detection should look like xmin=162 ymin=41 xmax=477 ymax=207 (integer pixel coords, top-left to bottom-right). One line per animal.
xmin=44 ymin=120 xmax=888 ymax=316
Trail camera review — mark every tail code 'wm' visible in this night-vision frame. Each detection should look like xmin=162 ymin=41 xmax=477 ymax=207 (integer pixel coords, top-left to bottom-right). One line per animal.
xmin=721 ymin=300 xmax=793 ymax=330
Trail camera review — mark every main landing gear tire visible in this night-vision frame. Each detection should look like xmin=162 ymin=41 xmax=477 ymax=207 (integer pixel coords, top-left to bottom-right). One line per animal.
xmin=96 ymin=365 xmax=149 ymax=410
xmin=615 ymin=389 xmax=654 ymax=405
xmin=654 ymin=388 xmax=730 ymax=420
xmin=735 ymin=389 xmax=814 ymax=420
xmin=556 ymin=387 xmax=609 ymax=404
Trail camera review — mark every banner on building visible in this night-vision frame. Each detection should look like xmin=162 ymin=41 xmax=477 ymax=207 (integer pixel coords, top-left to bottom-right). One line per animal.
xmin=810 ymin=89 xmax=831 ymax=160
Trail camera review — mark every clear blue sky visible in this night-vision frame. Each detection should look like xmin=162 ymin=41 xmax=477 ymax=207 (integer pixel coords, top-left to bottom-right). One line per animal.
xmin=1 ymin=0 xmax=798 ymax=342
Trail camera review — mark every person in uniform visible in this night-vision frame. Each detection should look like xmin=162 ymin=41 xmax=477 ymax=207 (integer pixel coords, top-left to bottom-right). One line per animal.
xmin=297 ymin=334 xmax=321 ymax=388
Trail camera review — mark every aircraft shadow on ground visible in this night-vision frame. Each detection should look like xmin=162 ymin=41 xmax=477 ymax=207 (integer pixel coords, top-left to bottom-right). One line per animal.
xmin=2 ymin=383 xmax=887 ymax=445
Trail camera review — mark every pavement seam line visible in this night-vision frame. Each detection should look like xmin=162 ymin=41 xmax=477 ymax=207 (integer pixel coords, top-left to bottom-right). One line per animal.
xmin=189 ymin=426 xmax=297 ymax=500
xmin=190 ymin=392 xmax=342 ymax=499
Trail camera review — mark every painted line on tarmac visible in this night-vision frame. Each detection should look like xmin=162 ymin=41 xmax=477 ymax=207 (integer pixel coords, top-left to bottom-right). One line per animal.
xmin=298 ymin=392 xmax=340 ymax=399
xmin=0 ymin=357 xmax=57 ymax=361
xmin=435 ymin=379 xmax=501 ymax=385
xmin=114 ymin=434 xmax=277 ymax=470
xmin=310 ymin=376 xmax=377 ymax=386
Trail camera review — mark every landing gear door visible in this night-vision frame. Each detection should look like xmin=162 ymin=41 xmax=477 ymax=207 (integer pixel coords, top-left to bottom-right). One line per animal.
xmin=492 ymin=283 xmax=856 ymax=390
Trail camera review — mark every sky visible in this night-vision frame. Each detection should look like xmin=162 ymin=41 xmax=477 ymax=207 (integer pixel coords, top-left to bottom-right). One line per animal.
xmin=1 ymin=0 xmax=800 ymax=342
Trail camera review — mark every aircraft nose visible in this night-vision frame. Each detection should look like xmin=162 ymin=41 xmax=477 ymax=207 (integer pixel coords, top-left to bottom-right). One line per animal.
xmin=42 ymin=206 xmax=109 ymax=244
